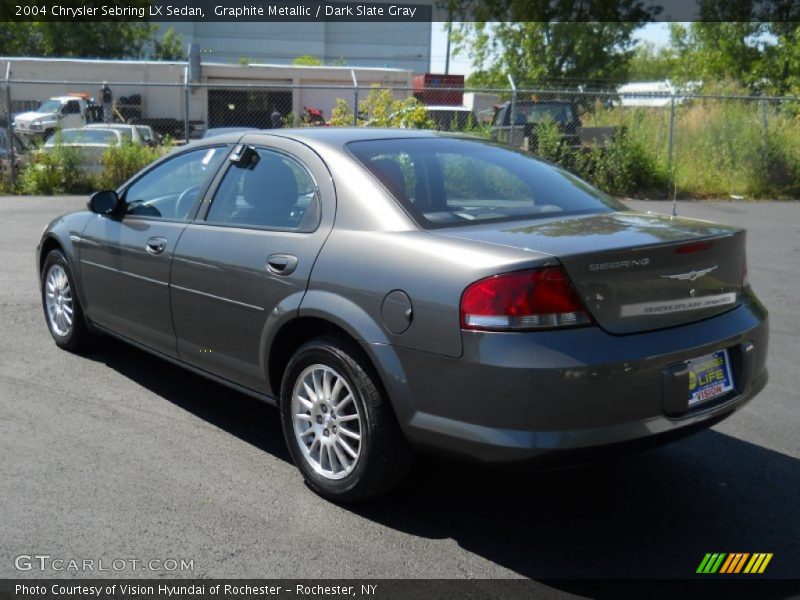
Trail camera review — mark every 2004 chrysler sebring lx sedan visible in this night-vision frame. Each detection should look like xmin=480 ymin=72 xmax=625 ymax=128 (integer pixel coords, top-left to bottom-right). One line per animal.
xmin=37 ymin=129 xmax=768 ymax=501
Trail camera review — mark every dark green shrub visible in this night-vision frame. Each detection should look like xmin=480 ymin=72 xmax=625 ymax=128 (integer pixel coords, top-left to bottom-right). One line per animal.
xmin=99 ymin=139 xmax=165 ymax=190
xmin=530 ymin=122 xmax=666 ymax=197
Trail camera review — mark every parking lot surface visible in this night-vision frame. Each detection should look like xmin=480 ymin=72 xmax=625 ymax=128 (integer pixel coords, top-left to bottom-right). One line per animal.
xmin=1 ymin=196 xmax=798 ymax=589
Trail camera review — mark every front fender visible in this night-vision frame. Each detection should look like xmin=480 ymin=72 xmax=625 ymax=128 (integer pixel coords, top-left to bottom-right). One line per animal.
xmin=37 ymin=211 xmax=93 ymax=305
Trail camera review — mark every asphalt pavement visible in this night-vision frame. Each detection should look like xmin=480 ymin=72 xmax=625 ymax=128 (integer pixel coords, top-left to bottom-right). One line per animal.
xmin=0 ymin=196 xmax=798 ymax=591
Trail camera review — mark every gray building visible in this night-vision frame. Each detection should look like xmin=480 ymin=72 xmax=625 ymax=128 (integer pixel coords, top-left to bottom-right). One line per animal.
xmin=165 ymin=16 xmax=432 ymax=72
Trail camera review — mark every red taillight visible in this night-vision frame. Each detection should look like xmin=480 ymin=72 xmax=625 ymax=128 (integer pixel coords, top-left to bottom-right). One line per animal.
xmin=675 ymin=240 xmax=713 ymax=254
xmin=460 ymin=267 xmax=592 ymax=331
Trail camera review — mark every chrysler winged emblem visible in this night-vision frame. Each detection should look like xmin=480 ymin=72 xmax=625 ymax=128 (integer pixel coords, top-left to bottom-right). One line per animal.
xmin=660 ymin=265 xmax=718 ymax=282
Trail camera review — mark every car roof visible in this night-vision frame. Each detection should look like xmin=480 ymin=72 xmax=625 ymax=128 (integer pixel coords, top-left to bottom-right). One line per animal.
xmin=246 ymin=127 xmax=461 ymax=149
xmin=172 ymin=128 xmax=489 ymax=160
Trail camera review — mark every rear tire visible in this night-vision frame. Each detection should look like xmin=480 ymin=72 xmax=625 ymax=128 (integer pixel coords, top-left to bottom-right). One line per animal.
xmin=280 ymin=336 xmax=413 ymax=502
xmin=41 ymin=250 xmax=93 ymax=351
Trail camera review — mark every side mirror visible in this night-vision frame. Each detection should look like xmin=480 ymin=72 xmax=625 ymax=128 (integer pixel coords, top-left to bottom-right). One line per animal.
xmin=88 ymin=190 xmax=120 ymax=215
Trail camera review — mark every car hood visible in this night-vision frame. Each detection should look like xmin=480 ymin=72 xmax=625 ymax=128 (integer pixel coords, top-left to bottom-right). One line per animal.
xmin=14 ymin=111 xmax=54 ymax=122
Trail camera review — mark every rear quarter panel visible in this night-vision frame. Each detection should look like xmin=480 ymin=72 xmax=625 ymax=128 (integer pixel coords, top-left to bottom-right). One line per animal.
xmin=305 ymin=228 xmax=551 ymax=358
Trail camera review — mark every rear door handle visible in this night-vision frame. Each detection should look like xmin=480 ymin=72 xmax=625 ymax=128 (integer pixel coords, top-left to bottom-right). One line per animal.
xmin=267 ymin=254 xmax=298 ymax=276
xmin=146 ymin=236 xmax=168 ymax=255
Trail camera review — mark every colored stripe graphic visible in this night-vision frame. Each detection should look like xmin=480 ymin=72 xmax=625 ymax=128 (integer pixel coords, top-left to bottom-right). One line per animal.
xmin=697 ymin=553 xmax=713 ymax=573
xmin=719 ymin=554 xmax=736 ymax=574
xmin=699 ymin=553 xmax=773 ymax=574
xmin=732 ymin=553 xmax=750 ymax=573
xmin=698 ymin=553 xmax=727 ymax=573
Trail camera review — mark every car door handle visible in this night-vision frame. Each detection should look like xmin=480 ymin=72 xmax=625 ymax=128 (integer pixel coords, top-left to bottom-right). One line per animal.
xmin=266 ymin=254 xmax=298 ymax=276
xmin=145 ymin=237 xmax=168 ymax=255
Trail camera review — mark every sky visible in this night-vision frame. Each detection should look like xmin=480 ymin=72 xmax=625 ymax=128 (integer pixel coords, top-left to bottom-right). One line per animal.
xmin=429 ymin=22 xmax=674 ymax=75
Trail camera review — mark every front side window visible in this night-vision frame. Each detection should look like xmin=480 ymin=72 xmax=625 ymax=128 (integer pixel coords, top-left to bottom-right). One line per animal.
xmin=124 ymin=147 xmax=226 ymax=220
xmin=206 ymin=148 xmax=320 ymax=231
xmin=348 ymin=137 xmax=626 ymax=228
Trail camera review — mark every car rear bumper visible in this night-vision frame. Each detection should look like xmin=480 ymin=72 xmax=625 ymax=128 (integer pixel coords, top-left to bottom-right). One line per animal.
xmin=377 ymin=291 xmax=769 ymax=465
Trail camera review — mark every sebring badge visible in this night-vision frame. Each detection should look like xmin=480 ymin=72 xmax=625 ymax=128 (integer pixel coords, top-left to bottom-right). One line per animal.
xmin=660 ymin=265 xmax=718 ymax=282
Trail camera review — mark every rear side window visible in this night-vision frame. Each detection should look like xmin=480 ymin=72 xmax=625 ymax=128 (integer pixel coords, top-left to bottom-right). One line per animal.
xmin=63 ymin=100 xmax=81 ymax=114
xmin=206 ymin=148 xmax=320 ymax=231
xmin=348 ymin=137 xmax=625 ymax=228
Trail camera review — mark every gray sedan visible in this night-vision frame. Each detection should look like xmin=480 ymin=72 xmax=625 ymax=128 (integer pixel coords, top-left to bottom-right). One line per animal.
xmin=37 ymin=129 xmax=768 ymax=501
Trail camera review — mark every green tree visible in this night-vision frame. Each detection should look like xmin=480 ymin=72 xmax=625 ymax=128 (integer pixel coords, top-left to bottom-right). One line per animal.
xmin=669 ymin=22 xmax=768 ymax=88
xmin=756 ymin=24 xmax=800 ymax=94
xmin=449 ymin=1 xmax=655 ymax=88
xmin=152 ymin=26 xmax=186 ymax=61
xmin=0 ymin=22 xmax=155 ymax=59
xmin=628 ymin=42 xmax=679 ymax=81
xmin=454 ymin=22 xmax=648 ymax=88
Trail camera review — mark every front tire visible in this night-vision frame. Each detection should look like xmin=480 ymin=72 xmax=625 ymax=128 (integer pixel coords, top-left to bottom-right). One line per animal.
xmin=280 ymin=336 xmax=412 ymax=502
xmin=41 ymin=249 xmax=92 ymax=351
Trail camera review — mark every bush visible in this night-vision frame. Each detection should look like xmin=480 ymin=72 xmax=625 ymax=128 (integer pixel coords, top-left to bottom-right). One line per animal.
xmin=16 ymin=134 xmax=168 ymax=195
xmin=329 ymin=87 xmax=434 ymax=129
xmin=98 ymin=139 xmax=164 ymax=190
xmin=18 ymin=136 xmax=96 ymax=195
xmin=530 ymin=121 xmax=667 ymax=197
xmin=582 ymin=99 xmax=800 ymax=199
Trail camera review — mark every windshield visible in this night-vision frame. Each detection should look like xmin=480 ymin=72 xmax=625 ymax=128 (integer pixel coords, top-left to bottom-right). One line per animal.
xmin=348 ymin=137 xmax=625 ymax=228
xmin=46 ymin=129 xmax=119 ymax=145
xmin=37 ymin=100 xmax=64 ymax=114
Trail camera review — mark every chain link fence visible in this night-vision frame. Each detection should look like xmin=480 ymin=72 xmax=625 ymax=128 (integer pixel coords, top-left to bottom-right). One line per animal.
xmin=3 ymin=72 xmax=800 ymax=198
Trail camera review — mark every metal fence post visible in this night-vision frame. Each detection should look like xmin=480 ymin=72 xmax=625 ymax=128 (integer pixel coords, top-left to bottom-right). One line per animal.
xmin=759 ymin=93 xmax=769 ymax=156
xmin=507 ymin=74 xmax=517 ymax=147
xmin=183 ymin=66 xmax=190 ymax=144
xmin=4 ymin=63 xmax=15 ymax=189
xmin=350 ymin=70 xmax=359 ymax=126
xmin=668 ymin=95 xmax=677 ymax=215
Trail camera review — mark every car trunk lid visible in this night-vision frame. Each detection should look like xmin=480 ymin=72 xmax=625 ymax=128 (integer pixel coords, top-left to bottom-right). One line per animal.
xmin=434 ymin=211 xmax=746 ymax=334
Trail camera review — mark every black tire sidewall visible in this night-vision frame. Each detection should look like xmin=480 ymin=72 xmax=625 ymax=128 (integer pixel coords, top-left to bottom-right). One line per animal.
xmin=280 ymin=340 xmax=377 ymax=501
xmin=41 ymin=250 xmax=84 ymax=349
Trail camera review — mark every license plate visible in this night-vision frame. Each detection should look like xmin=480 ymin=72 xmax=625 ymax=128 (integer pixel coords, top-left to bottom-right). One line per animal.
xmin=687 ymin=350 xmax=734 ymax=406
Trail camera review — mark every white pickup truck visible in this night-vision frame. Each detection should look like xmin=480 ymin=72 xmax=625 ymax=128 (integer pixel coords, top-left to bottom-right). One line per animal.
xmin=14 ymin=95 xmax=101 ymax=140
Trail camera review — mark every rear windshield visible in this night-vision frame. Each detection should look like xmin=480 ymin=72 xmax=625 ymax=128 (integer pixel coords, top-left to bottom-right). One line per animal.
xmin=521 ymin=102 xmax=576 ymax=124
xmin=347 ymin=137 xmax=625 ymax=228
xmin=46 ymin=129 xmax=119 ymax=145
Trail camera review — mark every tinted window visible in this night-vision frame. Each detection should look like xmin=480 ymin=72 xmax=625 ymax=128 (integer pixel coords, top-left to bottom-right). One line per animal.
xmin=206 ymin=148 xmax=320 ymax=231
xmin=63 ymin=100 xmax=81 ymax=114
xmin=348 ymin=137 xmax=625 ymax=228
xmin=124 ymin=147 xmax=226 ymax=220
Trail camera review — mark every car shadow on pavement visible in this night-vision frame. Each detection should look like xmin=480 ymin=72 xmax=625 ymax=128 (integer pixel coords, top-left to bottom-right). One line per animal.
xmin=83 ymin=335 xmax=292 ymax=464
xmin=351 ymin=429 xmax=800 ymax=583
xmin=80 ymin=338 xmax=799 ymax=587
